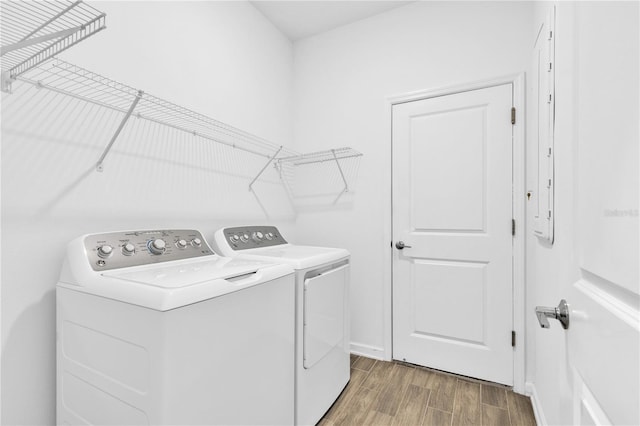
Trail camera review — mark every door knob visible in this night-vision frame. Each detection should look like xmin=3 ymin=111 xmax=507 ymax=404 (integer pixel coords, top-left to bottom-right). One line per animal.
xmin=395 ymin=241 xmax=412 ymax=250
xmin=535 ymin=299 xmax=570 ymax=329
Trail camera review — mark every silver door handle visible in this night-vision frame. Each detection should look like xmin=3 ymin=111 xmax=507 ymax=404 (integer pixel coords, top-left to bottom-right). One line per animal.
xmin=395 ymin=241 xmax=412 ymax=250
xmin=535 ymin=299 xmax=569 ymax=329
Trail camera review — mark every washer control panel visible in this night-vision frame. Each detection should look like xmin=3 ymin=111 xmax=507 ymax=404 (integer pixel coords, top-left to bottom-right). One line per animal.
xmin=222 ymin=226 xmax=287 ymax=251
xmin=84 ymin=229 xmax=213 ymax=271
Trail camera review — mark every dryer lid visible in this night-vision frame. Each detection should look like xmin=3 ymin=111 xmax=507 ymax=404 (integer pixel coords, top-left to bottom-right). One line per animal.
xmin=232 ymin=245 xmax=349 ymax=270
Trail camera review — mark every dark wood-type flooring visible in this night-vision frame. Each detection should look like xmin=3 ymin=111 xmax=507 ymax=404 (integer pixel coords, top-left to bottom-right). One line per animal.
xmin=319 ymin=355 xmax=537 ymax=426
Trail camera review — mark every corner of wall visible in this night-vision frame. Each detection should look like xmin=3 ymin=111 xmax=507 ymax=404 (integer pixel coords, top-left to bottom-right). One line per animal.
xmin=350 ymin=342 xmax=386 ymax=361
xmin=526 ymin=381 xmax=548 ymax=426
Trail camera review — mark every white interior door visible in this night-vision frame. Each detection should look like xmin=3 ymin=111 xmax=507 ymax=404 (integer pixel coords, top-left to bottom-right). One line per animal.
xmin=392 ymin=84 xmax=514 ymax=385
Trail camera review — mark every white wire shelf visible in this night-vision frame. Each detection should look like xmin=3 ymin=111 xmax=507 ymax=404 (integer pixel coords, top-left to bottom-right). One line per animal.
xmin=1 ymin=0 xmax=106 ymax=92
xmin=12 ymin=57 xmax=363 ymax=194
xmin=17 ymin=58 xmax=298 ymax=162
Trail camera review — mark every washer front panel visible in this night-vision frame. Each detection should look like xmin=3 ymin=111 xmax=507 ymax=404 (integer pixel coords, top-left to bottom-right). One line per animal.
xmin=84 ymin=229 xmax=214 ymax=271
xmin=222 ymin=226 xmax=287 ymax=250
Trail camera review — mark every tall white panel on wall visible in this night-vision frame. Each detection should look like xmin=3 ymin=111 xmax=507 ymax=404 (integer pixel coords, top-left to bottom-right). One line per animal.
xmin=531 ymin=7 xmax=555 ymax=243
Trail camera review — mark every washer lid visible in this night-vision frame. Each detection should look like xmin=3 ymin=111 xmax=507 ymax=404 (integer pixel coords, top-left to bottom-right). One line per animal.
xmin=104 ymin=257 xmax=266 ymax=288
xmin=59 ymin=256 xmax=294 ymax=311
xmin=232 ymin=245 xmax=349 ymax=270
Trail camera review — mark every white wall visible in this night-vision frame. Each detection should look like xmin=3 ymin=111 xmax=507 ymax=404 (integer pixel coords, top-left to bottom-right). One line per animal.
xmin=526 ymin=2 xmax=639 ymax=425
xmin=1 ymin=2 xmax=294 ymax=424
xmin=292 ymin=1 xmax=532 ymax=358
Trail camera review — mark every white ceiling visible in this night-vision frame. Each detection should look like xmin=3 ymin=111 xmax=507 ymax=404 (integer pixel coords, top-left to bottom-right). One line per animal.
xmin=250 ymin=1 xmax=413 ymax=41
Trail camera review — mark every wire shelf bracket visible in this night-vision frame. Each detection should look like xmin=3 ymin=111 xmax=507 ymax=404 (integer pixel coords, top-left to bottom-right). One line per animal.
xmin=331 ymin=149 xmax=350 ymax=203
xmin=1 ymin=27 xmax=83 ymax=56
xmin=1 ymin=0 xmax=106 ymax=93
xmin=331 ymin=149 xmax=350 ymax=193
xmin=95 ymin=90 xmax=143 ymax=172
xmin=248 ymin=146 xmax=283 ymax=191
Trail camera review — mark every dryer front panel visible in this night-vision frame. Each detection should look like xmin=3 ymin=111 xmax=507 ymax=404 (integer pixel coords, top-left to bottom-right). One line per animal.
xmin=303 ymin=264 xmax=349 ymax=369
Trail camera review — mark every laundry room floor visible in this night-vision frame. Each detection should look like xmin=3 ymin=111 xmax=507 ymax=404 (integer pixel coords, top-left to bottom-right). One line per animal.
xmin=319 ymin=355 xmax=537 ymax=426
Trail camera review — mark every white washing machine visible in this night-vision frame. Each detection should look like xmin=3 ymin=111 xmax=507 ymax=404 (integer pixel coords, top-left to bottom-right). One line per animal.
xmin=212 ymin=226 xmax=350 ymax=426
xmin=57 ymin=229 xmax=296 ymax=425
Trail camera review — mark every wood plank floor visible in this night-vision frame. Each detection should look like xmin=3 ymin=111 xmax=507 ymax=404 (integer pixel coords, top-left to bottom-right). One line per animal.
xmin=319 ymin=356 xmax=536 ymax=426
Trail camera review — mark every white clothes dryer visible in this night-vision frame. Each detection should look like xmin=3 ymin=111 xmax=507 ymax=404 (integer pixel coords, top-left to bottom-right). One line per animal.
xmin=57 ymin=229 xmax=295 ymax=426
xmin=212 ymin=226 xmax=350 ymax=426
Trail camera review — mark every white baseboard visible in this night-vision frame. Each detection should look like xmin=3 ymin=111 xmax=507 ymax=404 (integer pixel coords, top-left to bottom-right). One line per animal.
xmin=526 ymin=381 xmax=547 ymax=426
xmin=350 ymin=342 xmax=386 ymax=360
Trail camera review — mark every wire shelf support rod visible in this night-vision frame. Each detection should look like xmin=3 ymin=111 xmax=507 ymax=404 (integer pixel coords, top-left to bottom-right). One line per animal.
xmin=332 ymin=148 xmax=350 ymax=193
xmin=95 ymin=90 xmax=143 ymax=172
xmin=248 ymin=146 xmax=283 ymax=191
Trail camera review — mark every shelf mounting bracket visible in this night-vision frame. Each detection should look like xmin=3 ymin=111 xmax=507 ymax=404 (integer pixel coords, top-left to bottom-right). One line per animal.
xmin=95 ymin=90 xmax=143 ymax=172
xmin=332 ymin=148 xmax=349 ymax=192
xmin=1 ymin=1 xmax=84 ymax=57
xmin=331 ymin=149 xmax=349 ymax=204
xmin=249 ymin=146 xmax=283 ymax=191
xmin=1 ymin=27 xmax=84 ymax=56
xmin=1 ymin=71 xmax=15 ymax=93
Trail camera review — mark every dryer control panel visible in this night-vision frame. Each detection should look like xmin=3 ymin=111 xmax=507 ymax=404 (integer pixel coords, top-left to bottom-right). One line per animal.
xmin=222 ymin=226 xmax=287 ymax=250
xmin=84 ymin=229 xmax=214 ymax=271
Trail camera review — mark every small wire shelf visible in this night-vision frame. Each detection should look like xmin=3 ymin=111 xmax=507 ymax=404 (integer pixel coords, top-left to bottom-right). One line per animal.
xmin=277 ymin=147 xmax=363 ymax=166
xmin=1 ymin=0 xmax=106 ymax=92
xmin=276 ymin=147 xmax=363 ymax=203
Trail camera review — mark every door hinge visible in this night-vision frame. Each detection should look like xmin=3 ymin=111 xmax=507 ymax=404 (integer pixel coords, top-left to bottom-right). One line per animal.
xmin=512 ymin=219 xmax=516 ymax=236
xmin=512 ymin=330 xmax=516 ymax=347
xmin=511 ymin=107 xmax=516 ymax=125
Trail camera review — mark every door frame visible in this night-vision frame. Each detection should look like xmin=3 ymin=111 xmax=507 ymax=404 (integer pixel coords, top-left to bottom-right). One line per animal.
xmin=383 ymin=73 xmax=526 ymax=393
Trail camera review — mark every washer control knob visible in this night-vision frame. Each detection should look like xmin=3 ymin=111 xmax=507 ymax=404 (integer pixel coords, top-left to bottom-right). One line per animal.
xmin=148 ymin=238 xmax=166 ymax=255
xmin=176 ymin=239 xmax=188 ymax=249
xmin=252 ymin=231 xmax=264 ymax=242
xmin=191 ymin=238 xmax=202 ymax=247
xmin=229 ymin=234 xmax=240 ymax=244
xmin=122 ymin=243 xmax=136 ymax=256
xmin=240 ymin=233 xmax=249 ymax=243
xmin=97 ymin=245 xmax=113 ymax=258
xmin=265 ymin=232 xmax=274 ymax=240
